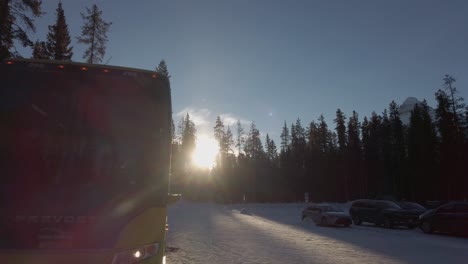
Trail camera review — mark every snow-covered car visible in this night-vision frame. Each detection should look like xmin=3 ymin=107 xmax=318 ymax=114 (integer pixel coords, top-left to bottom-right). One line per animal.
xmin=301 ymin=204 xmax=352 ymax=227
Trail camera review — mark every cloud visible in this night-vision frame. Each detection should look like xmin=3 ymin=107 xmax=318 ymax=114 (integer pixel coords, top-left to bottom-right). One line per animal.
xmin=175 ymin=107 xmax=211 ymax=127
xmin=219 ymin=113 xmax=250 ymax=127
xmin=174 ymin=107 xmax=250 ymax=137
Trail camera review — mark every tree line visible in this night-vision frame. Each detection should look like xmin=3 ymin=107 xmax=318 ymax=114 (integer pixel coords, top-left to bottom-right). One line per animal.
xmin=1 ymin=0 xmax=111 ymax=64
xmin=172 ymin=75 xmax=468 ymax=204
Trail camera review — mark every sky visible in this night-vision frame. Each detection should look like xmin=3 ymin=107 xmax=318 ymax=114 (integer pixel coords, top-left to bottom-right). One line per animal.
xmin=17 ymin=0 xmax=468 ymax=144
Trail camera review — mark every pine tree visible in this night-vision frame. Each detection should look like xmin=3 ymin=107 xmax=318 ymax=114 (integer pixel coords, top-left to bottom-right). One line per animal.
xmin=388 ymin=101 xmax=406 ymax=197
xmin=235 ymin=119 xmax=244 ymax=155
xmin=32 ymin=40 xmax=48 ymax=59
xmin=291 ymin=118 xmax=306 ymax=167
xmin=317 ymin=115 xmax=331 ymax=153
xmin=368 ymin=112 xmax=383 ymax=160
xmin=307 ymin=121 xmax=319 ymax=151
xmin=362 ymin=116 xmax=371 ymax=160
xmin=366 ymin=112 xmax=384 ymax=195
xmin=225 ymin=126 xmax=234 ymax=154
xmin=0 ymin=0 xmax=42 ymax=59
xmin=329 ymin=132 xmax=338 ymax=152
xmin=443 ymin=75 xmax=465 ymax=131
xmin=180 ymin=113 xmax=196 ymax=166
xmin=214 ymin=116 xmax=233 ymax=168
xmin=408 ymin=101 xmax=438 ymax=199
xmin=293 ymin=119 xmax=306 ymax=148
xmin=214 ymin=116 xmax=225 ymax=148
xmin=244 ymin=122 xmax=264 ymax=160
xmin=347 ymin=111 xmax=361 ymax=154
xmin=156 ymin=59 xmax=171 ymax=78
xmin=334 ymin=109 xmax=347 ymax=151
xmin=76 ymin=4 xmax=111 ymax=64
xmin=435 ymin=83 xmax=465 ymax=199
xmin=347 ymin=110 xmax=363 ymax=198
xmin=214 ymin=116 xmax=224 ymax=142
xmin=280 ymin=121 xmax=290 ymax=152
xmin=381 ymin=109 xmax=393 ymax=195
xmin=45 ymin=1 xmax=73 ymax=61
xmin=265 ymin=134 xmax=278 ymax=166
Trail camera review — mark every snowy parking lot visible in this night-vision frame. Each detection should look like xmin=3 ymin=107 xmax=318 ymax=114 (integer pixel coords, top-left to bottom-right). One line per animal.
xmin=166 ymin=201 xmax=468 ymax=264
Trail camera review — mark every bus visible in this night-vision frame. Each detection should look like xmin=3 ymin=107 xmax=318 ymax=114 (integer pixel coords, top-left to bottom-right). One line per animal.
xmin=0 ymin=59 xmax=174 ymax=263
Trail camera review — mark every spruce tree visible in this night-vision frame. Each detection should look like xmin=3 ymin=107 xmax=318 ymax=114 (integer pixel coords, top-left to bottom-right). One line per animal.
xmin=0 ymin=0 xmax=42 ymax=59
xmin=334 ymin=109 xmax=347 ymax=151
xmin=443 ymin=75 xmax=465 ymax=131
xmin=265 ymin=134 xmax=278 ymax=166
xmin=381 ymin=109 xmax=393 ymax=195
xmin=408 ymin=101 xmax=438 ymax=199
xmin=76 ymin=4 xmax=111 ymax=64
xmin=235 ymin=119 xmax=244 ymax=155
xmin=280 ymin=121 xmax=290 ymax=152
xmin=307 ymin=121 xmax=319 ymax=151
xmin=291 ymin=118 xmax=306 ymax=167
xmin=244 ymin=122 xmax=264 ymax=202
xmin=317 ymin=115 xmax=331 ymax=153
xmin=180 ymin=113 xmax=196 ymax=166
xmin=244 ymin=122 xmax=263 ymax=160
xmin=435 ymin=84 xmax=465 ymax=199
xmin=362 ymin=116 xmax=371 ymax=160
xmin=367 ymin=112 xmax=384 ymax=195
xmin=214 ymin=116 xmax=225 ymax=146
xmin=32 ymin=40 xmax=48 ymax=59
xmin=156 ymin=59 xmax=171 ymax=78
xmin=347 ymin=110 xmax=363 ymax=198
xmin=46 ymin=1 xmax=73 ymax=61
xmin=389 ymin=101 xmax=406 ymax=197
xmin=347 ymin=111 xmax=361 ymax=154
xmin=225 ymin=126 xmax=234 ymax=154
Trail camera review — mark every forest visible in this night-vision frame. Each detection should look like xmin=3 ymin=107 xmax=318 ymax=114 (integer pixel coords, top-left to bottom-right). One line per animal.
xmin=171 ymin=76 xmax=468 ymax=204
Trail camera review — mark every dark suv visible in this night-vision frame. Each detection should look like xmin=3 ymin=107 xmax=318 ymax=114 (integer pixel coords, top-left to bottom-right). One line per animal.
xmin=350 ymin=199 xmax=422 ymax=228
xmin=419 ymin=202 xmax=468 ymax=235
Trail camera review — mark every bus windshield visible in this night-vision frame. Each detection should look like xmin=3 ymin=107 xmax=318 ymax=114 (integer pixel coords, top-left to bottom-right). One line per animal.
xmin=0 ymin=63 xmax=171 ymax=249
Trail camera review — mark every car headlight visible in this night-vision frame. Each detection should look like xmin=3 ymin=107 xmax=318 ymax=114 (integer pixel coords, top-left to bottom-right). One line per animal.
xmin=112 ymin=243 xmax=160 ymax=264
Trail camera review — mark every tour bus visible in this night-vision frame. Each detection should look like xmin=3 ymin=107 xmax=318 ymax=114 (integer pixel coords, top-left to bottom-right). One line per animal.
xmin=0 ymin=59 xmax=174 ymax=263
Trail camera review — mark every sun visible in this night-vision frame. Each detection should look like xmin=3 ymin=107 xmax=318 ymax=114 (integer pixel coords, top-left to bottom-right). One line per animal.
xmin=192 ymin=135 xmax=219 ymax=169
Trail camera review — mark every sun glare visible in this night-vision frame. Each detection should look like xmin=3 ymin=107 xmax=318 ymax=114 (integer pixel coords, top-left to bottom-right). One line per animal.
xmin=192 ymin=136 xmax=219 ymax=169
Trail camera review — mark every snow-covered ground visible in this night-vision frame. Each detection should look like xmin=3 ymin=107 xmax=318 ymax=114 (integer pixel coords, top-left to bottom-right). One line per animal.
xmin=166 ymin=201 xmax=468 ymax=264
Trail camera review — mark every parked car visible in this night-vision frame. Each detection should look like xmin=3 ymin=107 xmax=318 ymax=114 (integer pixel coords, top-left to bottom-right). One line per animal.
xmin=350 ymin=199 xmax=421 ymax=228
xmin=419 ymin=202 xmax=468 ymax=235
xmin=399 ymin=202 xmax=428 ymax=214
xmin=302 ymin=204 xmax=352 ymax=227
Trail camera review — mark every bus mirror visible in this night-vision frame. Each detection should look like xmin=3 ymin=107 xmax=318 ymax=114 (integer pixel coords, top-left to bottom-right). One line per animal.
xmin=167 ymin=194 xmax=181 ymax=205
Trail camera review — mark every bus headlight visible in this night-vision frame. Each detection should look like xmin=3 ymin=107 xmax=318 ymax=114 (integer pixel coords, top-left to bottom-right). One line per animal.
xmin=112 ymin=243 xmax=160 ymax=264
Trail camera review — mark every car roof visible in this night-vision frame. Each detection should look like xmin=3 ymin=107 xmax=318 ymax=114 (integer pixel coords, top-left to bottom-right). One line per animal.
xmin=4 ymin=58 xmax=158 ymax=74
xmin=352 ymin=199 xmax=374 ymax=203
xmin=442 ymin=202 xmax=468 ymax=206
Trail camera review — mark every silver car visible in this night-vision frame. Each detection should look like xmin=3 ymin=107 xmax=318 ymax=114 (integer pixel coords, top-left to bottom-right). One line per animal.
xmin=302 ymin=204 xmax=352 ymax=227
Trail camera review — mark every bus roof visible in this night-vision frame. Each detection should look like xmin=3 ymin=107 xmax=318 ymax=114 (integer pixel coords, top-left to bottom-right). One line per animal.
xmin=2 ymin=58 xmax=167 ymax=80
